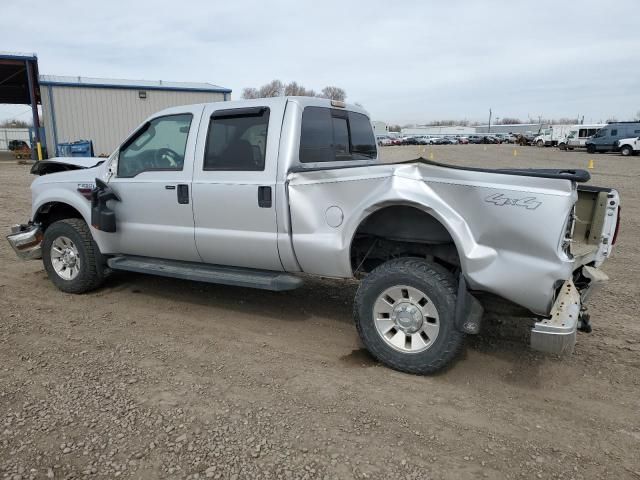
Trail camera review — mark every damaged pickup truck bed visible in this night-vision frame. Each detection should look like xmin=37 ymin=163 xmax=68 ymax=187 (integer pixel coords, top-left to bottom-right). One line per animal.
xmin=7 ymin=97 xmax=621 ymax=374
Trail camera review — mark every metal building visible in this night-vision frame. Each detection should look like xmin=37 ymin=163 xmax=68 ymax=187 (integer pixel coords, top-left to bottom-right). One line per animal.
xmin=40 ymin=75 xmax=232 ymax=156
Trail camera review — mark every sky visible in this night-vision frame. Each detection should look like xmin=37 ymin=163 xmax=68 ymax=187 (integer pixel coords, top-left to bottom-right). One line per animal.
xmin=1 ymin=0 xmax=639 ymax=125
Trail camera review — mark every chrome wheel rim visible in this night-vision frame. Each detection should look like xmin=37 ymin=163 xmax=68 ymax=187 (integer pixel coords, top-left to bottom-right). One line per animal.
xmin=50 ymin=236 xmax=81 ymax=280
xmin=373 ymin=285 xmax=440 ymax=353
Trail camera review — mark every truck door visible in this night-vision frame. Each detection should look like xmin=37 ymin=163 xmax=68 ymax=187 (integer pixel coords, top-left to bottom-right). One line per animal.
xmin=107 ymin=106 xmax=202 ymax=261
xmin=191 ymin=102 xmax=284 ymax=271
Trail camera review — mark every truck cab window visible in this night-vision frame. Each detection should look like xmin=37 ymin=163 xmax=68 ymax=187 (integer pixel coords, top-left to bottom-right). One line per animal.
xmin=203 ymin=108 xmax=270 ymax=171
xmin=300 ymin=107 xmax=376 ymax=163
xmin=118 ymin=114 xmax=192 ymax=177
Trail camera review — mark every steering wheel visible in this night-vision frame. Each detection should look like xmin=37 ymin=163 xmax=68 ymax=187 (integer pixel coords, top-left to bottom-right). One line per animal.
xmin=153 ymin=148 xmax=181 ymax=168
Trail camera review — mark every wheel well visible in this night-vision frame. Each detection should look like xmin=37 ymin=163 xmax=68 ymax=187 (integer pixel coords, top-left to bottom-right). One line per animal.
xmin=34 ymin=202 xmax=84 ymax=231
xmin=350 ymin=205 xmax=460 ymax=274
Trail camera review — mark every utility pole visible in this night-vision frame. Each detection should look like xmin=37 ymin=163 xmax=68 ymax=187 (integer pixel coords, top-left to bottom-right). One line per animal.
xmin=488 ymin=108 xmax=492 ymax=133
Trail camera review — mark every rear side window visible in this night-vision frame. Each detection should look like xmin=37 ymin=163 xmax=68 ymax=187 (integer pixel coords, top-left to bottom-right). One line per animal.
xmin=611 ymin=129 xmax=618 ymax=136
xmin=299 ymin=107 xmax=376 ymax=163
xmin=204 ymin=107 xmax=270 ymax=171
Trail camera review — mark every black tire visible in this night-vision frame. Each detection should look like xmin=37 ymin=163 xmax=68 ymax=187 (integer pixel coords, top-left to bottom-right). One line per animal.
xmin=587 ymin=144 xmax=596 ymax=154
xmin=536 ymin=140 xmax=544 ymax=148
xmin=42 ymin=218 xmax=106 ymax=294
xmin=620 ymin=145 xmax=632 ymax=157
xmin=354 ymin=258 xmax=464 ymax=375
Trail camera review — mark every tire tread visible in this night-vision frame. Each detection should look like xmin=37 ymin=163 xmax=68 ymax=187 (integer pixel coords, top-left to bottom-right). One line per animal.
xmin=43 ymin=218 xmax=104 ymax=294
xmin=354 ymin=257 xmax=464 ymax=374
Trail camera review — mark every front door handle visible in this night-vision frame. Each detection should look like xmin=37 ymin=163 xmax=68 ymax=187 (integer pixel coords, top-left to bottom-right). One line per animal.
xmin=177 ymin=184 xmax=189 ymax=204
xmin=258 ymin=186 xmax=272 ymax=208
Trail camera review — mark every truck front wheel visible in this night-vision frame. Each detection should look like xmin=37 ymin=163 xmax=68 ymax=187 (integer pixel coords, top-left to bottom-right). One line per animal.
xmin=620 ymin=145 xmax=633 ymax=156
xmin=354 ymin=258 xmax=465 ymax=374
xmin=42 ymin=218 xmax=106 ymax=294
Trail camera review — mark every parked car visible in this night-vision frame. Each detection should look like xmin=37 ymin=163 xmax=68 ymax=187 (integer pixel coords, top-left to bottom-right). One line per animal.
xmin=414 ymin=136 xmax=432 ymax=145
xmin=8 ymin=140 xmax=29 ymax=151
xmin=586 ymin=122 xmax=640 ymax=153
xmin=402 ymin=136 xmax=421 ymax=146
xmin=7 ymin=96 xmax=621 ymax=375
xmin=616 ymin=136 xmax=640 ymax=156
xmin=457 ymin=136 xmax=469 ymax=144
xmin=378 ymin=137 xmax=394 ymax=146
xmin=467 ymin=135 xmax=484 ymax=144
xmin=439 ymin=137 xmax=456 ymax=145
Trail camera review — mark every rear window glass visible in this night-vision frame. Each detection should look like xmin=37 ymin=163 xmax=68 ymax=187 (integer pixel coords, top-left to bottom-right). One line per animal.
xmin=299 ymin=107 xmax=376 ymax=163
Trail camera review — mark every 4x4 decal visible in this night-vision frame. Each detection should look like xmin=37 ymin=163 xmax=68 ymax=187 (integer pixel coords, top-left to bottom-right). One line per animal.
xmin=485 ymin=193 xmax=542 ymax=210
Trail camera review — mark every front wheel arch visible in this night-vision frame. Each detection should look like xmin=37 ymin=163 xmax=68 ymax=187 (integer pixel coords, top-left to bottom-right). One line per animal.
xmin=34 ymin=202 xmax=84 ymax=231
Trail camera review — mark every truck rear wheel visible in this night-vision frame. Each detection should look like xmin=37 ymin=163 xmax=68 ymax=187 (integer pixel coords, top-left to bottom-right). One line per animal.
xmin=42 ymin=218 xmax=106 ymax=294
xmin=587 ymin=144 xmax=596 ymax=154
xmin=354 ymin=258 xmax=464 ymax=375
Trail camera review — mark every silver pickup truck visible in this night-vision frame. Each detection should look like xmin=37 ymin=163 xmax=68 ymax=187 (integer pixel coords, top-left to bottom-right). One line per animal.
xmin=7 ymin=97 xmax=621 ymax=374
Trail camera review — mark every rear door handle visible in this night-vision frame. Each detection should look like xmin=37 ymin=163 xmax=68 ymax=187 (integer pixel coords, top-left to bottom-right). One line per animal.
xmin=165 ymin=185 xmax=176 ymax=190
xmin=258 ymin=186 xmax=272 ymax=208
xmin=177 ymin=184 xmax=189 ymax=204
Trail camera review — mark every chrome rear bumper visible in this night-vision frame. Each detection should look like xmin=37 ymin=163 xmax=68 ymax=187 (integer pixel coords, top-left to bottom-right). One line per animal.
xmin=6 ymin=224 xmax=43 ymax=260
xmin=530 ymin=268 xmax=608 ymax=355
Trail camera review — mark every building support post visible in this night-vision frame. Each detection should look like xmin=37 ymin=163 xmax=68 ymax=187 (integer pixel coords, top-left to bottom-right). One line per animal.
xmin=26 ymin=59 xmax=42 ymax=161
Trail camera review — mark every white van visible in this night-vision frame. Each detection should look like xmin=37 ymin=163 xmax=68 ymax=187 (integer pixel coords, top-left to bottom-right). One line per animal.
xmin=559 ymin=124 xmax=605 ymax=150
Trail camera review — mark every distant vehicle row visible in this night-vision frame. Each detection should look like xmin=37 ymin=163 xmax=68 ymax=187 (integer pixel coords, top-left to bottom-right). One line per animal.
xmin=377 ymin=133 xmax=519 ymax=146
xmin=377 ymin=121 xmax=640 ymax=156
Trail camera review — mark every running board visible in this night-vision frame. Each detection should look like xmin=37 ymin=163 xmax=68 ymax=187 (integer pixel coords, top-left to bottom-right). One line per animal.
xmin=107 ymin=256 xmax=303 ymax=291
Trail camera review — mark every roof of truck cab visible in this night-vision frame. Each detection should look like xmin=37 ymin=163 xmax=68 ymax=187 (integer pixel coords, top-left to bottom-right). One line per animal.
xmin=153 ymin=96 xmax=370 ymax=118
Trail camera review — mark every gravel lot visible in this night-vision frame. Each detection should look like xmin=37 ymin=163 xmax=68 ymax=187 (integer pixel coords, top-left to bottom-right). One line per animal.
xmin=1 ymin=145 xmax=639 ymax=479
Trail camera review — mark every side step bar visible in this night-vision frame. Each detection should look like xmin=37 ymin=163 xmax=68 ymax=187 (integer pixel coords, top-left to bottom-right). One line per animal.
xmin=107 ymin=256 xmax=303 ymax=291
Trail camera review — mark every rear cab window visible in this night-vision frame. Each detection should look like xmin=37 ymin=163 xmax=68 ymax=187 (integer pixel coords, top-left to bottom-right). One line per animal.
xmin=299 ymin=107 xmax=377 ymax=163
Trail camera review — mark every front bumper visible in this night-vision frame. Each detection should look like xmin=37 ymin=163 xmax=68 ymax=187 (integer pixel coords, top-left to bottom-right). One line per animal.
xmin=6 ymin=224 xmax=43 ymax=260
xmin=530 ymin=267 xmax=608 ymax=355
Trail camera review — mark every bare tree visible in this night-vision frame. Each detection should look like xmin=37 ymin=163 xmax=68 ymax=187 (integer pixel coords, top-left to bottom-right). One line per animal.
xmin=606 ymin=116 xmax=618 ymax=123
xmin=319 ymin=86 xmax=346 ymax=101
xmin=388 ymin=125 xmax=402 ymax=132
xmin=555 ymin=117 xmax=579 ymax=125
xmin=0 ymin=119 xmax=30 ymax=128
xmin=284 ymin=81 xmax=316 ymax=97
xmin=498 ymin=117 xmax=522 ymax=125
xmin=241 ymin=87 xmax=260 ymax=99
xmin=259 ymin=80 xmax=284 ymax=98
xmin=635 ymin=110 xmax=640 ymax=121
xmin=427 ymin=120 xmax=466 ymax=126
xmin=242 ymin=80 xmax=347 ymax=101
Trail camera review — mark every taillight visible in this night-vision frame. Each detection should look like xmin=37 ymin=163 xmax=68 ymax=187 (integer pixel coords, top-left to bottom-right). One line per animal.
xmin=612 ymin=206 xmax=621 ymax=245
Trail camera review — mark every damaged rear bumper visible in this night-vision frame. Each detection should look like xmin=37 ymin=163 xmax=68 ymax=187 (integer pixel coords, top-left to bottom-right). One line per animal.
xmin=530 ymin=266 xmax=608 ymax=355
xmin=6 ymin=224 xmax=43 ymax=260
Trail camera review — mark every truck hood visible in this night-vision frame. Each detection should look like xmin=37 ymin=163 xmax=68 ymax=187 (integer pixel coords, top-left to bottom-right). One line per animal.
xmin=30 ymin=157 xmax=105 ymax=176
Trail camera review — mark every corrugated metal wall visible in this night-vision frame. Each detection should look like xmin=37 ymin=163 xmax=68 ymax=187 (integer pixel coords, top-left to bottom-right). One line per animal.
xmin=41 ymin=86 xmax=227 ymax=156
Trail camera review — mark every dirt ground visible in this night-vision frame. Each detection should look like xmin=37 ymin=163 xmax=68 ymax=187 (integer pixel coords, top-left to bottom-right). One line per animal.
xmin=1 ymin=145 xmax=639 ymax=480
